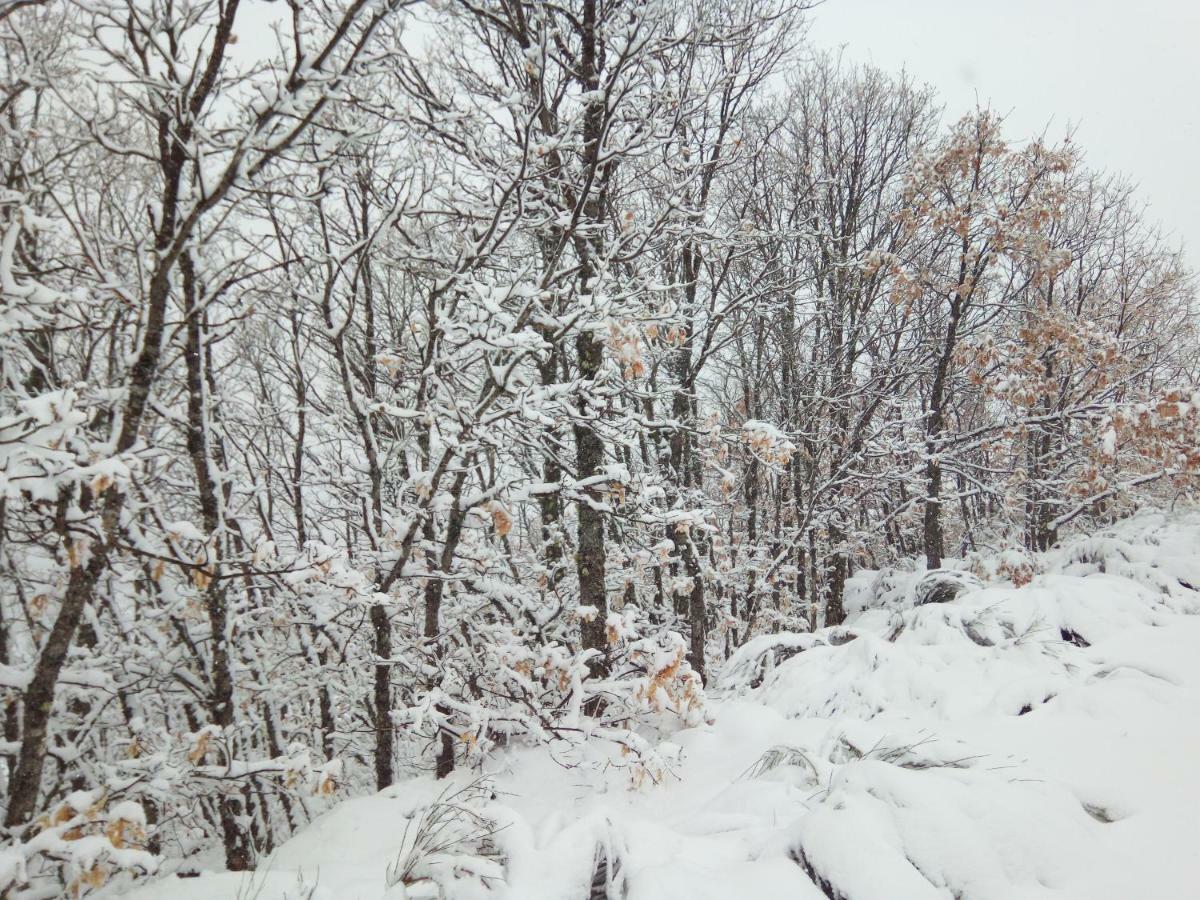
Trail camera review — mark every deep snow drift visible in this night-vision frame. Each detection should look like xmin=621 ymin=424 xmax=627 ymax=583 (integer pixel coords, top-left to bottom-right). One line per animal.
xmin=119 ymin=511 xmax=1200 ymax=900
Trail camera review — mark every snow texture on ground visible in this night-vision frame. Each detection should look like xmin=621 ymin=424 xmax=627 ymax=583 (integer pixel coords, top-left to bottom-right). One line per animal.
xmin=116 ymin=511 xmax=1200 ymax=900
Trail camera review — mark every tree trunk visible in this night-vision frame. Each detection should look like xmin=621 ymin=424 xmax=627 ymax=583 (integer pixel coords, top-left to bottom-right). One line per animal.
xmin=183 ymin=257 xmax=251 ymax=870
xmin=573 ymin=0 xmax=609 ymax=684
xmin=575 ymin=333 xmax=609 ymax=677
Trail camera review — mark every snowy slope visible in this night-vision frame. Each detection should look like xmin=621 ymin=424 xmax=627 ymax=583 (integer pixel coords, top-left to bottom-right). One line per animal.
xmin=116 ymin=511 xmax=1200 ymax=900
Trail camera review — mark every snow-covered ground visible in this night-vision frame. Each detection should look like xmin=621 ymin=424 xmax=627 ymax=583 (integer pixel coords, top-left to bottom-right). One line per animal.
xmin=119 ymin=511 xmax=1200 ymax=900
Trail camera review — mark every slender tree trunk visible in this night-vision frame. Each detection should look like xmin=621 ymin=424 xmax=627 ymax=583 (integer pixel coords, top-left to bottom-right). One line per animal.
xmin=5 ymin=554 xmax=102 ymax=827
xmin=669 ymin=364 xmax=706 ymax=680
xmin=424 ymin=472 xmax=468 ymax=779
xmin=923 ymin=285 xmax=964 ymax=570
xmin=575 ymin=331 xmax=609 ymax=676
xmin=824 ymin=522 xmax=848 ymax=626
xmin=536 ymin=346 xmax=565 ymax=582
xmin=183 ymin=256 xmax=251 ymax=870
xmin=573 ymin=0 xmax=610 ymax=682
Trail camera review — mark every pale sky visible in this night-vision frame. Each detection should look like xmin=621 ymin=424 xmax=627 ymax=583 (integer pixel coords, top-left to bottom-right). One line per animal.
xmin=806 ymin=0 xmax=1200 ymax=267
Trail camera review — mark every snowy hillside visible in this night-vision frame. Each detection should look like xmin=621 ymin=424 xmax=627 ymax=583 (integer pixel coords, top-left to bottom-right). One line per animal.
xmin=8 ymin=3 xmax=1200 ymax=897
xmin=118 ymin=511 xmax=1200 ymax=900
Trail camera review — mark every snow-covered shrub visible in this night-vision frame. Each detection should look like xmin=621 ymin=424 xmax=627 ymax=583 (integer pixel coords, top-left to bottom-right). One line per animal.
xmin=1044 ymin=513 xmax=1200 ymax=612
xmin=911 ymin=569 xmax=983 ymax=605
xmin=392 ymin=600 xmax=704 ymax=780
xmin=738 ymin=744 xmax=820 ymax=783
xmin=844 ymin=565 xmax=921 ymax=617
xmin=384 ymin=779 xmax=505 ymax=899
xmin=0 ymin=792 xmax=157 ymax=899
xmin=785 ymin=724 xmax=1102 ymax=900
xmin=715 ymin=632 xmax=841 ymax=696
xmin=996 ymin=547 xmax=1040 ymax=587
xmin=586 ymin=819 xmax=628 ymax=900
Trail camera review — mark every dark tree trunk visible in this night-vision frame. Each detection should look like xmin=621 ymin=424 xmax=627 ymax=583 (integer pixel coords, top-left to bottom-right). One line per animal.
xmin=369 ymin=605 xmax=395 ymax=791
xmin=424 ymin=473 xmax=468 ymax=779
xmin=183 ymin=255 xmax=251 ymax=871
xmin=573 ymin=0 xmax=610 ymax=684
xmin=824 ymin=522 xmax=848 ymax=627
xmin=5 ymin=557 xmax=102 ymax=828
xmin=575 ymin=332 xmax=609 ymax=677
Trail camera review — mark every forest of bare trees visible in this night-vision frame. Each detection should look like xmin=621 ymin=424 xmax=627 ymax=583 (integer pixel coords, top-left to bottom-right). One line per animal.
xmin=0 ymin=0 xmax=1196 ymax=895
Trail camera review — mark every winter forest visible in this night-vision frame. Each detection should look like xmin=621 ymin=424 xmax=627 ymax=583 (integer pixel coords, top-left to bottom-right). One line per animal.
xmin=2 ymin=0 xmax=1199 ymax=897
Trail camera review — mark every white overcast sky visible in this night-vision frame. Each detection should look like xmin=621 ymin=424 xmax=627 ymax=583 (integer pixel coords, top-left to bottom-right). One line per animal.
xmin=805 ymin=0 xmax=1200 ymax=267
